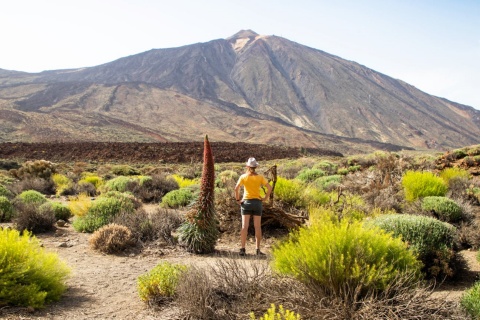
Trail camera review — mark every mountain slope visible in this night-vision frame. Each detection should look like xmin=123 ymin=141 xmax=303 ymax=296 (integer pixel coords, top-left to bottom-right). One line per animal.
xmin=0 ymin=30 xmax=479 ymax=152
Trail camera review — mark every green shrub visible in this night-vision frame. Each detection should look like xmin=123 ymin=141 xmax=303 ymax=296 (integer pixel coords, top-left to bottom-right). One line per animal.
xmin=421 ymin=196 xmax=463 ymax=222
xmin=337 ymin=168 xmax=349 ymax=175
xmin=39 ymin=201 xmax=72 ymax=221
xmin=347 ymin=165 xmax=361 ymax=173
xmin=295 ymin=168 xmax=325 ymax=183
xmin=0 ymin=196 xmax=14 ymax=222
xmin=272 ymin=210 xmax=421 ymax=304
xmin=461 ymin=281 xmax=480 ymax=319
xmin=161 ymin=188 xmax=194 ymax=208
xmin=16 ymin=190 xmax=48 ymax=205
xmin=274 ymin=177 xmax=304 ymax=206
xmin=73 ymin=196 xmax=134 ymax=233
xmin=452 ymin=149 xmax=468 ymax=160
xmin=137 ymin=262 xmax=188 ymax=303
xmin=313 ymin=160 xmax=338 ymax=175
xmin=439 ymin=167 xmax=470 ymax=185
xmin=125 ymin=174 xmax=179 ymax=203
xmin=0 ymin=184 xmax=13 ymax=199
xmin=0 ymin=228 xmax=70 ymax=308
xmin=216 ymin=170 xmax=239 ymax=188
xmin=302 ymin=186 xmax=329 ymax=207
xmin=370 ymin=214 xmax=456 ymax=277
xmin=102 ymin=176 xmax=133 ymax=193
xmin=111 ymin=164 xmax=140 ymax=176
xmin=51 ymin=173 xmax=73 ymax=196
xmin=314 ymin=175 xmax=342 ymax=190
xmin=250 ymin=304 xmax=301 ymax=320
xmin=79 ymin=173 xmax=104 ymax=189
xmin=101 ymin=191 xmax=140 ymax=209
xmin=402 ymin=170 xmax=447 ymax=202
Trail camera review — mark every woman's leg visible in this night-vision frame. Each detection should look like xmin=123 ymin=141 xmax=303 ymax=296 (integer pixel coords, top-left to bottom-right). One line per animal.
xmin=241 ymin=214 xmax=251 ymax=249
xmin=253 ymin=215 xmax=262 ymax=250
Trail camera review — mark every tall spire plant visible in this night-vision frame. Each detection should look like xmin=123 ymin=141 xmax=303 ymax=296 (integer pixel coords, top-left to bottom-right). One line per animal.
xmin=177 ymin=135 xmax=219 ymax=253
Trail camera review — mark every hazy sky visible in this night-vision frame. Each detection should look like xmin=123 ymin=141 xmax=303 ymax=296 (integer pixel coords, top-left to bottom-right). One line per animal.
xmin=1 ymin=0 xmax=479 ymax=109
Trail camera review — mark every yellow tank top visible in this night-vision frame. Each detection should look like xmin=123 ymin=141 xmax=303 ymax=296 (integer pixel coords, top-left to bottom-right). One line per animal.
xmin=237 ymin=174 xmax=268 ymax=200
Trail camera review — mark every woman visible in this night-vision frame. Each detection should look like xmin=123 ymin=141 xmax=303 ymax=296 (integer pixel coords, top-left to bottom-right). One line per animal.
xmin=234 ymin=157 xmax=272 ymax=256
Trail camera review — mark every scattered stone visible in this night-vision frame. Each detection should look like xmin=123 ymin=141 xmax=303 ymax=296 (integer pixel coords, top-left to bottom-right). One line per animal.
xmin=57 ymin=220 xmax=66 ymax=227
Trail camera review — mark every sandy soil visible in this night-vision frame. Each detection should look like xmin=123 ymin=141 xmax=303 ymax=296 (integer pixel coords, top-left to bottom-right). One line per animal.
xmin=1 ymin=222 xmax=479 ymax=320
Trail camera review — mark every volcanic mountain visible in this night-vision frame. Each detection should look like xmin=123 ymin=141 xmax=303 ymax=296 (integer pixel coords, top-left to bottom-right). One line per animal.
xmin=0 ymin=29 xmax=479 ymax=154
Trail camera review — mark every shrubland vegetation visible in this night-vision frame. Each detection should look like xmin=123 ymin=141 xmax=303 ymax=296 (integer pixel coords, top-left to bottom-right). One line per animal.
xmin=1 ymin=144 xmax=479 ymax=318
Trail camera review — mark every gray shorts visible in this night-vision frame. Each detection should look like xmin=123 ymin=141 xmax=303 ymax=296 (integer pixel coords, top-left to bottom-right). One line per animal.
xmin=241 ymin=199 xmax=263 ymax=216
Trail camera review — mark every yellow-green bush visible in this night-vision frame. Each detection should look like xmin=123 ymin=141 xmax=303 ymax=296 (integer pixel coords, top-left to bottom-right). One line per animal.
xmin=51 ymin=173 xmax=73 ymax=196
xmin=72 ymin=195 xmax=135 ymax=233
xmin=0 ymin=228 xmax=70 ymax=308
xmin=439 ymin=167 xmax=470 ymax=185
xmin=302 ymin=186 xmax=329 ymax=207
xmin=68 ymin=193 xmax=92 ymax=217
xmin=314 ymin=174 xmax=342 ymax=190
xmin=137 ymin=261 xmax=188 ymax=303
xmin=0 ymin=195 xmax=14 ymax=222
xmin=111 ymin=164 xmax=139 ymax=176
xmin=11 ymin=160 xmax=56 ymax=180
xmin=250 ymin=304 xmax=301 ymax=320
xmin=272 ymin=210 xmax=421 ymax=303
xmin=370 ymin=214 xmax=456 ymax=278
xmin=402 ymin=170 xmax=447 ymax=202
xmin=102 ymin=176 xmax=133 ymax=193
xmin=161 ymin=188 xmax=195 ymax=208
xmin=171 ymin=174 xmax=199 ymax=188
xmin=421 ymin=196 xmax=463 ymax=222
xmin=79 ymin=173 xmax=104 ymax=189
xmin=461 ymin=281 xmax=480 ymax=319
xmin=16 ymin=190 xmax=47 ymax=205
xmin=274 ymin=177 xmax=304 ymax=206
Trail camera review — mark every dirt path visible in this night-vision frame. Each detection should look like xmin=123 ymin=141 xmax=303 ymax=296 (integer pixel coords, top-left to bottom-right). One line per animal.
xmin=1 ymin=222 xmax=479 ymax=319
xmin=0 ymin=223 xmax=269 ymax=320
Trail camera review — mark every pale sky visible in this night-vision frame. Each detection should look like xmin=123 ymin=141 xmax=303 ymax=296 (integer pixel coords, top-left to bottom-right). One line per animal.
xmin=1 ymin=0 xmax=479 ymax=109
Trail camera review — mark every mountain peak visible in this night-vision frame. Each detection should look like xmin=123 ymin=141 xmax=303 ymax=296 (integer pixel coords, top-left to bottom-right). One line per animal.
xmin=226 ymin=29 xmax=259 ymax=40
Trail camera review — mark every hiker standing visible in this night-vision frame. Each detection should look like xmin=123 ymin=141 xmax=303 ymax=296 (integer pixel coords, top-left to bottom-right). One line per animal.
xmin=234 ymin=157 xmax=272 ymax=256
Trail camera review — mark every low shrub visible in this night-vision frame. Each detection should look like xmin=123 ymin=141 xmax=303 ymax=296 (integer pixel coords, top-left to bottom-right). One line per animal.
xmin=137 ymin=261 xmax=188 ymax=305
xmin=126 ymin=174 xmax=178 ymax=203
xmin=216 ymin=170 xmax=239 ymax=188
xmin=111 ymin=164 xmax=139 ymax=176
xmin=421 ymin=196 xmax=463 ymax=222
xmin=73 ymin=196 xmax=134 ymax=233
xmin=102 ymin=176 xmax=133 ymax=193
xmin=51 ymin=173 xmax=73 ymax=196
xmin=89 ymin=223 xmax=133 ymax=253
xmin=313 ymin=160 xmax=338 ymax=175
xmin=274 ymin=177 xmax=304 ymax=207
xmin=101 ymin=191 xmax=141 ymax=209
xmin=113 ymin=207 xmax=184 ymax=244
xmin=39 ymin=201 xmax=72 ymax=221
xmin=11 ymin=160 xmax=56 ymax=180
xmin=272 ymin=211 xmax=421 ymax=304
xmin=13 ymin=202 xmax=56 ymax=233
xmin=461 ymin=281 xmax=480 ymax=319
xmin=302 ymin=187 xmax=329 ymax=207
xmin=314 ymin=175 xmax=342 ymax=191
xmin=402 ymin=170 xmax=447 ymax=202
xmin=439 ymin=167 xmax=470 ymax=185
xmin=9 ymin=178 xmax=55 ymax=195
xmin=171 ymin=174 xmax=199 ymax=188
xmin=79 ymin=173 xmax=104 ymax=189
xmin=161 ymin=188 xmax=194 ymax=208
xmin=370 ymin=214 xmax=456 ymax=278
xmin=0 ymin=184 xmax=13 ymax=199
xmin=16 ymin=190 xmax=48 ymax=205
xmin=68 ymin=193 xmax=93 ymax=217
xmin=250 ymin=304 xmax=301 ymax=320
xmin=0 ymin=229 xmax=70 ymax=309
xmin=295 ymin=168 xmax=325 ymax=183
xmin=0 ymin=195 xmax=14 ymax=222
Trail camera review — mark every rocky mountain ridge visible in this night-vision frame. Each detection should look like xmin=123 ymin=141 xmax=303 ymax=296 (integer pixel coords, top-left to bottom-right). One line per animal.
xmin=0 ymin=29 xmax=479 ymax=154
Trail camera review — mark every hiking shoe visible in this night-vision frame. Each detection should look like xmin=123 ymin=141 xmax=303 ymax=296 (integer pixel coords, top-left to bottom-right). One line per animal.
xmin=239 ymin=248 xmax=246 ymax=256
xmin=256 ymin=249 xmax=266 ymax=256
